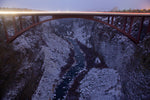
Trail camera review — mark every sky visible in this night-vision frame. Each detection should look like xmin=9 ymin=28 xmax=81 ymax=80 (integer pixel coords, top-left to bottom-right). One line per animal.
xmin=0 ymin=0 xmax=150 ymax=11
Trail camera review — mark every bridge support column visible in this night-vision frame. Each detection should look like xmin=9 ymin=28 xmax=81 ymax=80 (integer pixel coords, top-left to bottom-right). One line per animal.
xmin=147 ymin=19 xmax=150 ymax=33
xmin=129 ymin=17 xmax=134 ymax=34
xmin=13 ymin=16 xmax=17 ymax=34
xmin=32 ymin=16 xmax=35 ymax=24
xmin=108 ymin=16 xmax=110 ymax=24
xmin=36 ymin=16 xmax=39 ymax=23
xmin=2 ymin=17 xmax=9 ymax=41
xmin=123 ymin=17 xmax=127 ymax=31
xmin=111 ymin=16 xmax=114 ymax=25
xmin=19 ymin=16 xmax=23 ymax=30
xmin=137 ymin=17 xmax=144 ymax=41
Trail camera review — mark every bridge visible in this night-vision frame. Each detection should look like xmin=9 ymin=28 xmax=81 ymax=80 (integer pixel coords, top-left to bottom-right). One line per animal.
xmin=0 ymin=11 xmax=150 ymax=43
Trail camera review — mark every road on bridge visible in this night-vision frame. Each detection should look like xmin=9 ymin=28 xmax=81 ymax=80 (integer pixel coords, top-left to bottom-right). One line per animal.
xmin=0 ymin=11 xmax=150 ymax=16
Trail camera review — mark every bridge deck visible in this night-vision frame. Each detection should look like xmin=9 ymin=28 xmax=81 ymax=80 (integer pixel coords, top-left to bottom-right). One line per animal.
xmin=0 ymin=11 xmax=150 ymax=17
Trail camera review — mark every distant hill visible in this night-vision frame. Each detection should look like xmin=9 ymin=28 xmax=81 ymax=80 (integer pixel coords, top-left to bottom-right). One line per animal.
xmin=111 ymin=9 xmax=150 ymax=13
xmin=0 ymin=7 xmax=150 ymax=13
xmin=0 ymin=7 xmax=41 ymax=11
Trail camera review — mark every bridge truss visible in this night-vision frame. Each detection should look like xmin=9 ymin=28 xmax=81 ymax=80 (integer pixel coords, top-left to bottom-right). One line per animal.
xmin=0 ymin=11 xmax=150 ymax=43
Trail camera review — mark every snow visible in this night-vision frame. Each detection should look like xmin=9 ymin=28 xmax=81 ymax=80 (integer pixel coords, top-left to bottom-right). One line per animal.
xmin=2 ymin=16 xmax=148 ymax=100
xmin=91 ymin=21 xmax=150 ymax=99
xmin=13 ymin=35 xmax=32 ymax=52
xmin=39 ymin=16 xmax=53 ymax=22
xmin=94 ymin=31 xmax=136 ymax=70
xmin=2 ymin=18 xmax=72 ymax=100
xmin=79 ymin=68 xmax=122 ymax=100
xmin=94 ymin=57 xmax=101 ymax=64
xmin=32 ymin=32 xmax=71 ymax=100
xmin=72 ymin=21 xmax=92 ymax=48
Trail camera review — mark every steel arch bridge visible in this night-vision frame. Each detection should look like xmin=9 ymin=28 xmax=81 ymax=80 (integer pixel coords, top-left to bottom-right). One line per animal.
xmin=0 ymin=11 xmax=150 ymax=44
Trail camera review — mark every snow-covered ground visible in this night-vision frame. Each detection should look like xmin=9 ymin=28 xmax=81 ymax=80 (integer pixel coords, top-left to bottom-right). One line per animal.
xmin=79 ymin=68 xmax=121 ymax=100
xmin=1 ymin=19 xmax=72 ymax=100
xmin=1 ymin=16 xmax=150 ymax=100
xmin=32 ymin=33 xmax=71 ymax=100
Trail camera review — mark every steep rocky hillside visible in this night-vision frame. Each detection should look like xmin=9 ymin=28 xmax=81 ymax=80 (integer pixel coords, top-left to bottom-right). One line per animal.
xmin=0 ymin=16 xmax=150 ymax=100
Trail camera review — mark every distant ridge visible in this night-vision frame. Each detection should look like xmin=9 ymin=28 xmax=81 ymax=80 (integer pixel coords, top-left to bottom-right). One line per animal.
xmin=0 ymin=7 xmax=41 ymax=11
xmin=111 ymin=9 xmax=150 ymax=13
xmin=0 ymin=7 xmax=150 ymax=13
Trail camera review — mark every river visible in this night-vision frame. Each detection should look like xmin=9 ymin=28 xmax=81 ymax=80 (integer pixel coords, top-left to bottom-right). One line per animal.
xmin=53 ymin=39 xmax=86 ymax=100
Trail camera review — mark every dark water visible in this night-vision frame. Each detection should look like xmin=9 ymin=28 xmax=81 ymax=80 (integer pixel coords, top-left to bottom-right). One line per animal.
xmin=53 ymin=39 xmax=85 ymax=100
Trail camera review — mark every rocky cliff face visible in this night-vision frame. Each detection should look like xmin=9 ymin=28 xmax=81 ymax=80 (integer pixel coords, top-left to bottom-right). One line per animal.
xmin=91 ymin=21 xmax=150 ymax=99
xmin=0 ymin=20 xmax=72 ymax=100
xmin=0 ymin=17 xmax=150 ymax=100
xmin=48 ymin=18 xmax=150 ymax=99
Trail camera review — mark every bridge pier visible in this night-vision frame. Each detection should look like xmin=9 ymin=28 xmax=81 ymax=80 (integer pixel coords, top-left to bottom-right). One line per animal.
xmin=13 ymin=16 xmax=17 ymax=35
xmin=123 ymin=17 xmax=127 ymax=31
xmin=32 ymin=16 xmax=35 ymax=24
xmin=32 ymin=16 xmax=40 ymax=24
xmin=147 ymin=19 xmax=150 ymax=33
xmin=107 ymin=16 xmax=110 ymax=24
xmin=36 ymin=16 xmax=39 ymax=23
xmin=111 ymin=16 xmax=114 ymax=25
xmin=137 ymin=17 xmax=144 ymax=41
xmin=19 ymin=16 xmax=23 ymax=30
xmin=1 ymin=17 xmax=9 ymax=41
xmin=129 ymin=17 xmax=134 ymax=34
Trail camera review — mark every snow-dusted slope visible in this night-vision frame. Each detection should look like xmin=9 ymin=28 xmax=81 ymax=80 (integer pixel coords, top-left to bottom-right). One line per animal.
xmin=1 ymin=19 xmax=72 ymax=100
xmin=32 ymin=33 xmax=71 ymax=100
xmin=0 ymin=16 xmax=150 ymax=100
xmin=79 ymin=68 xmax=121 ymax=100
xmin=47 ymin=18 xmax=150 ymax=99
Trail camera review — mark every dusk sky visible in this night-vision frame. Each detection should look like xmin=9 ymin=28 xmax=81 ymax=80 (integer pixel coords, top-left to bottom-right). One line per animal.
xmin=0 ymin=0 xmax=150 ymax=11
